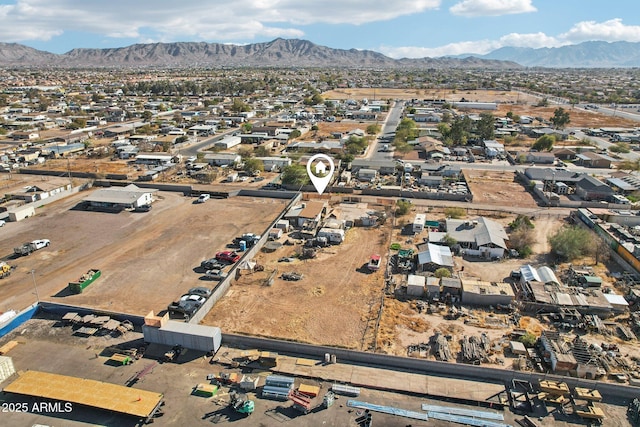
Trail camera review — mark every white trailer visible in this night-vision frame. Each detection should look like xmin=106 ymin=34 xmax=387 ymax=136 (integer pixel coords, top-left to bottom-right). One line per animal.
xmin=413 ymin=214 xmax=426 ymax=233
xmin=142 ymin=321 xmax=222 ymax=353
xmin=8 ymin=204 xmax=35 ymax=222
xmin=317 ymin=228 xmax=345 ymax=244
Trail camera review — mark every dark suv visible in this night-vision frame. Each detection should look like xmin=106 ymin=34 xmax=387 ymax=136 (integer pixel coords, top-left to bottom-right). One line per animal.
xmin=200 ymin=258 xmax=224 ymax=270
xmin=167 ymin=301 xmax=199 ymax=318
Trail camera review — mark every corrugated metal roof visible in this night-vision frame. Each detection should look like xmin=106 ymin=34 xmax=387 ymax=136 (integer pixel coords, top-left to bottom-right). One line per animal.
xmin=417 ymin=243 xmax=454 ymax=267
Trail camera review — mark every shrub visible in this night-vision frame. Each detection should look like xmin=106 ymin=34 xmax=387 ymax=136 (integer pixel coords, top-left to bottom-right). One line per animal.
xmin=444 ymin=207 xmax=465 ymax=219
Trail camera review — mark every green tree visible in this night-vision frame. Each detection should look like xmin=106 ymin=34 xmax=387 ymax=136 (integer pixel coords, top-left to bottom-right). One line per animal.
xmin=441 ymin=234 xmax=457 ymax=247
xmin=395 ymin=118 xmax=419 ymax=142
xmin=532 ymin=134 xmax=555 ymax=152
xmin=281 ymin=164 xmax=309 ymax=186
xmin=548 ymin=226 xmax=594 ymax=261
xmin=288 ymin=129 xmax=301 ymax=139
xmin=311 ymin=93 xmax=324 ymax=105
xmin=230 ymin=98 xmax=250 ymax=113
xmin=550 ymin=107 xmax=570 ymax=129
xmin=395 ymin=199 xmax=412 ymax=216
xmin=142 ymin=110 xmax=153 ymax=122
xmin=241 ymin=122 xmax=253 ymax=133
xmin=449 ymin=116 xmax=472 ymax=145
xmin=519 ymin=332 xmax=537 ymax=347
xmin=509 ymin=215 xmax=536 ymax=258
xmin=254 ymin=146 xmax=269 ymax=157
xmin=476 ymin=112 xmax=495 ymax=140
xmin=610 ymin=142 xmax=630 ymax=154
xmin=243 ymin=158 xmax=264 ymax=175
xmin=434 ymin=268 xmax=452 ymax=279
xmin=366 ymin=123 xmax=381 ymax=135
xmin=238 ymin=147 xmax=253 ymax=159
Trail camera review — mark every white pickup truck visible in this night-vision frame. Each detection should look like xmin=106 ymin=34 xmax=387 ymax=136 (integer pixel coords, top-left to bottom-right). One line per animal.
xmin=14 ymin=239 xmax=50 ymax=256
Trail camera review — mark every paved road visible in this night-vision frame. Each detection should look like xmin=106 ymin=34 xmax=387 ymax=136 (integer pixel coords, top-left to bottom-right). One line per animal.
xmin=571 ymin=129 xmax=640 ymax=162
xmin=366 ymin=101 xmax=404 ymax=161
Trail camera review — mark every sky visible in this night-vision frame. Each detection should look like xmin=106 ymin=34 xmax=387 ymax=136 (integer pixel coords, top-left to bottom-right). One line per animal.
xmin=0 ymin=0 xmax=639 ymax=57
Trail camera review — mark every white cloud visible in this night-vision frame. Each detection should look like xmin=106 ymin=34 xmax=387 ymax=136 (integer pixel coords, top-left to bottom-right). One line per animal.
xmin=450 ymin=0 xmax=536 ymax=17
xmin=380 ymin=40 xmax=499 ymax=58
xmin=560 ymin=18 xmax=640 ymax=43
xmin=0 ymin=0 xmax=441 ymax=43
xmin=381 ymin=18 xmax=640 ymax=59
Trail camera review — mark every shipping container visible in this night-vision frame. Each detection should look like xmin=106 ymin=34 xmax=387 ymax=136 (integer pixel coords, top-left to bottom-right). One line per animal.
xmin=143 ymin=321 xmax=221 ymax=353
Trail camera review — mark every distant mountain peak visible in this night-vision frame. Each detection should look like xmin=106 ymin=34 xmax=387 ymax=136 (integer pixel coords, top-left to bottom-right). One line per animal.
xmin=475 ymin=40 xmax=640 ymax=67
xmin=0 ymin=38 xmax=520 ymax=69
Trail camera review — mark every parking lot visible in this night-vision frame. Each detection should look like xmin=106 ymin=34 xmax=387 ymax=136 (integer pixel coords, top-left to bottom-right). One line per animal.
xmin=0 ymin=189 xmax=288 ymax=315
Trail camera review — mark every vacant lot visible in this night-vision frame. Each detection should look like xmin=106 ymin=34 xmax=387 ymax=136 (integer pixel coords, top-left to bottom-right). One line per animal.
xmin=464 ymin=169 xmax=538 ymax=208
xmin=322 ymin=88 xmax=540 ymax=104
xmin=0 ymin=190 xmax=288 ymax=315
xmin=202 ymin=218 xmax=391 ymax=349
xmin=496 ymin=104 xmax=638 ymax=129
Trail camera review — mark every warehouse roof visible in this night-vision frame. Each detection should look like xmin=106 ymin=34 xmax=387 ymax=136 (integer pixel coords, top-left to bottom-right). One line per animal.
xmin=3 ymin=370 xmax=163 ymax=419
xmin=84 ymin=184 xmax=157 ymax=205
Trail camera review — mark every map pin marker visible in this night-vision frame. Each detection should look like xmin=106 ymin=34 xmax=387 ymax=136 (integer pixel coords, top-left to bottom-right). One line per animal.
xmin=306 ymin=153 xmax=335 ymax=195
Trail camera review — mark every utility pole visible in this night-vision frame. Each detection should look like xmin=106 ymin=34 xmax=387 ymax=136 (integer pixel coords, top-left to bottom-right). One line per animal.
xmin=29 ymin=269 xmax=40 ymax=302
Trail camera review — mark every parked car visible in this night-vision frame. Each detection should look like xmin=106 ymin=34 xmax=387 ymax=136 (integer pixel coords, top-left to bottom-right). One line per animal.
xmin=134 ymin=204 xmax=152 ymax=212
xmin=0 ymin=220 xmax=5 ymax=227
xmin=201 ymin=258 xmax=225 ymax=270
xmin=180 ymin=294 xmax=206 ymax=306
xmin=167 ymin=300 xmax=199 ymax=317
xmin=188 ymin=286 xmax=212 ymax=297
xmin=215 ymin=251 xmax=240 ymax=263
xmin=196 ymin=194 xmax=210 ymax=203
xmin=205 ymin=269 xmax=228 ymax=280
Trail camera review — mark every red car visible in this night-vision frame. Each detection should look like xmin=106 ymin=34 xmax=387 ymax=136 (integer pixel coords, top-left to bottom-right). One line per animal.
xmin=215 ymin=251 xmax=240 ymax=263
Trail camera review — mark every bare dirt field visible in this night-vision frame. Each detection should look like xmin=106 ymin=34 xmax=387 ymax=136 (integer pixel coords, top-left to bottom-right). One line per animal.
xmin=322 ymin=88 xmax=540 ymax=104
xmin=464 ymin=169 xmax=538 ymax=208
xmin=0 ymin=190 xmax=288 ymax=315
xmin=496 ymin=104 xmax=638 ymax=129
xmin=312 ymin=121 xmax=379 ymax=139
xmin=201 ymin=217 xmax=391 ymax=349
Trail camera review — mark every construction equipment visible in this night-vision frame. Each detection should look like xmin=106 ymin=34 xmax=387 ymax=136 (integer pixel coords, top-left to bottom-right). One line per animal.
xmin=0 ymin=262 xmax=13 ymax=279
xmin=162 ymin=345 xmax=183 ymax=363
xmin=229 ymin=390 xmax=254 ymax=415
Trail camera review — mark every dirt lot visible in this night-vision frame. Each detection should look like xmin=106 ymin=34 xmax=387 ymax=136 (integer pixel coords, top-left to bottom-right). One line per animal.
xmin=464 ymin=169 xmax=538 ymax=208
xmin=202 ymin=211 xmax=391 ymax=349
xmin=496 ymin=104 xmax=638 ymax=129
xmin=0 ymin=190 xmax=288 ymax=315
xmin=322 ymin=88 xmax=540 ymax=104
xmin=311 ymin=121 xmax=380 ymax=139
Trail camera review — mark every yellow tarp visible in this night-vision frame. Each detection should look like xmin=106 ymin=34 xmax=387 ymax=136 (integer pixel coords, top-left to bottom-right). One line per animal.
xmin=3 ymin=370 xmax=163 ymax=418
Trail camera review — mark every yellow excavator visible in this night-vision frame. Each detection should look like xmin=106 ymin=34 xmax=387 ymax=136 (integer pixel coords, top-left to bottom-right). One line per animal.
xmin=0 ymin=262 xmax=13 ymax=279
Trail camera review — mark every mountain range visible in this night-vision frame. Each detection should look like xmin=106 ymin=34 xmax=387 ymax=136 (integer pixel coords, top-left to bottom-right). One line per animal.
xmin=0 ymin=38 xmax=517 ymax=69
xmin=0 ymin=38 xmax=638 ymax=69
xmin=473 ymin=41 xmax=640 ymax=68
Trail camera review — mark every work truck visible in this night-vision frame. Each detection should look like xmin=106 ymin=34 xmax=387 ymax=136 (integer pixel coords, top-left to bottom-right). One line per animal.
xmin=14 ymin=239 xmax=50 ymax=256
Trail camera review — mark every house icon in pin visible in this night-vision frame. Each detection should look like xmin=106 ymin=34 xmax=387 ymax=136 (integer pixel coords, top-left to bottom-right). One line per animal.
xmin=314 ymin=161 xmax=327 ymax=175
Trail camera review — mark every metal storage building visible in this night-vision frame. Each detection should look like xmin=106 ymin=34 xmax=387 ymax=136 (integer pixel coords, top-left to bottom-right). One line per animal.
xmin=143 ymin=321 xmax=221 ymax=353
xmin=406 ymin=274 xmax=426 ymax=297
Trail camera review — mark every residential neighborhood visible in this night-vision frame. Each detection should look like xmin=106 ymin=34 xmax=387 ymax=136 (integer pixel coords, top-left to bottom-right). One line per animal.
xmin=3 ymin=59 xmax=640 ymax=426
